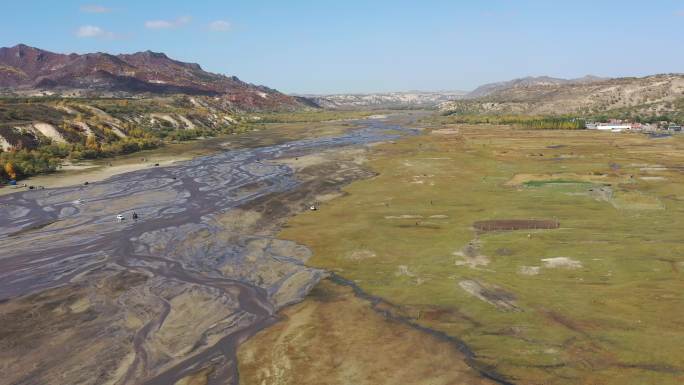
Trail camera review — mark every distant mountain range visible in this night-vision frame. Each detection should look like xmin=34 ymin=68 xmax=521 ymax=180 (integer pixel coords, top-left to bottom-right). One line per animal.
xmin=294 ymin=76 xmax=613 ymax=110
xmin=0 ymin=44 xmax=304 ymax=110
xmin=2 ymin=44 xmax=682 ymax=117
xmin=298 ymin=91 xmax=467 ymax=110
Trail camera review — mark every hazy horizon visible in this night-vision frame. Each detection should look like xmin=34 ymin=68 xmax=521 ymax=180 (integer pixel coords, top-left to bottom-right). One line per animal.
xmin=2 ymin=0 xmax=683 ymax=94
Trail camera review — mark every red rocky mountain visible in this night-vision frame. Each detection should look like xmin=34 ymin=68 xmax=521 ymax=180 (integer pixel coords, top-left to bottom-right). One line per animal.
xmin=0 ymin=44 xmax=304 ymax=110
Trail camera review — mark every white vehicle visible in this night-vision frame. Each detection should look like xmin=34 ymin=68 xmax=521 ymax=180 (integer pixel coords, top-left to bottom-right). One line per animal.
xmin=116 ymin=214 xmax=125 ymax=221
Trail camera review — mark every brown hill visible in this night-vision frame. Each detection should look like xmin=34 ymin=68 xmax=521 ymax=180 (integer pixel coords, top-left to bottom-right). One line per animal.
xmin=0 ymin=44 xmax=305 ymax=110
xmin=466 ymin=75 xmax=607 ymax=99
xmin=442 ymin=74 xmax=684 ymax=117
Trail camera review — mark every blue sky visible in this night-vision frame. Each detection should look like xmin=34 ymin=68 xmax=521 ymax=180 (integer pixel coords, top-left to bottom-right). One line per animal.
xmin=2 ymin=1 xmax=683 ymax=93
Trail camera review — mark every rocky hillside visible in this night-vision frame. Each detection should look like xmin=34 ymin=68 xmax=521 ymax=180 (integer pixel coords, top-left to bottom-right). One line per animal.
xmin=0 ymin=96 xmax=256 ymax=152
xmin=441 ymin=74 xmax=684 ymax=117
xmin=301 ymin=91 xmax=466 ymax=109
xmin=0 ymin=44 xmax=304 ymax=111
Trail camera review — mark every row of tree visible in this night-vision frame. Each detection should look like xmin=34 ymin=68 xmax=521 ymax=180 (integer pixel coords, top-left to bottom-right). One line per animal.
xmin=0 ymin=136 xmax=162 ymax=181
xmin=439 ymin=114 xmax=586 ymax=129
xmin=1 ymin=149 xmax=61 ymax=181
xmin=0 ymin=125 xmax=258 ymax=182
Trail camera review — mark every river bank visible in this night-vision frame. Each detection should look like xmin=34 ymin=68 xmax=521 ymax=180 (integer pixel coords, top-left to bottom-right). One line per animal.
xmin=0 ymin=118 xmax=359 ymax=196
xmin=0 ymin=113 xmax=449 ymax=385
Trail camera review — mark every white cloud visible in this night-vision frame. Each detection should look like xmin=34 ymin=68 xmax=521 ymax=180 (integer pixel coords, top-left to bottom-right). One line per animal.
xmin=209 ymin=20 xmax=231 ymax=32
xmin=80 ymin=4 xmax=112 ymax=13
xmin=145 ymin=20 xmax=173 ymax=29
xmin=145 ymin=16 xmax=191 ymax=29
xmin=77 ymin=25 xmax=102 ymax=37
xmin=75 ymin=25 xmax=111 ymax=38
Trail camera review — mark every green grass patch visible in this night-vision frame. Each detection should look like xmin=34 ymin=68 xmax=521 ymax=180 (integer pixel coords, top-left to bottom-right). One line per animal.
xmin=280 ymin=125 xmax=684 ymax=385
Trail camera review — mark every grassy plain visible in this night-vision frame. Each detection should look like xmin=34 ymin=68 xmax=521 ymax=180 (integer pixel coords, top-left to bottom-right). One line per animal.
xmin=258 ymin=123 xmax=684 ymax=384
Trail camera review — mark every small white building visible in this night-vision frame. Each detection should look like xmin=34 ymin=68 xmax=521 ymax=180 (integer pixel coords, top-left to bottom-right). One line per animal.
xmin=588 ymin=124 xmax=631 ymax=132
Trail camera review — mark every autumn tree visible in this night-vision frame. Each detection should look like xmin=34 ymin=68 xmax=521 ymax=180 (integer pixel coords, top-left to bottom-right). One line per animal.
xmin=4 ymin=162 xmax=17 ymax=180
xmin=85 ymin=135 xmax=98 ymax=150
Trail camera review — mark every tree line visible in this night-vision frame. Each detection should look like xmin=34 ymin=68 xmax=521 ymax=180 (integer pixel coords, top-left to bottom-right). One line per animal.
xmin=438 ymin=114 xmax=586 ymax=130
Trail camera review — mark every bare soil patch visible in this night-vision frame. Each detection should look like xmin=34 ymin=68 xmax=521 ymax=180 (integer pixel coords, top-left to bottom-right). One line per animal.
xmin=459 ymin=280 xmax=520 ymax=312
xmin=541 ymin=257 xmax=583 ymax=269
xmin=238 ymin=279 xmax=496 ymax=385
